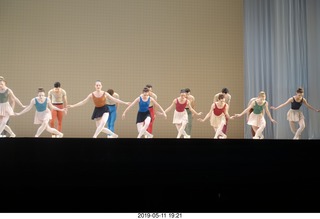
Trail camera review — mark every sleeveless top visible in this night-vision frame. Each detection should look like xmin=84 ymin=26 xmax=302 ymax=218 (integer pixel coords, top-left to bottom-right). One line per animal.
xmin=48 ymin=89 xmax=66 ymax=104
xmin=213 ymin=103 xmax=226 ymax=116
xmin=176 ymin=99 xmax=187 ymax=112
xmin=92 ymin=92 xmax=106 ymax=107
xmin=291 ymin=97 xmax=303 ymax=110
xmin=139 ymin=96 xmax=150 ymax=112
xmin=0 ymin=89 xmax=9 ymax=103
xmin=253 ymin=101 xmax=266 ymax=114
xmin=35 ymin=98 xmax=47 ymax=112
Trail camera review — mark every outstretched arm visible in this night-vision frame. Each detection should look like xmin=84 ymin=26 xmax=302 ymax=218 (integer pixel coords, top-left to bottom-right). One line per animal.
xmin=270 ymin=98 xmax=292 ymax=110
xmin=9 ymin=89 xmax=26 ymax=108
xmin=234 ymin=101 xmax=254 ymax=118
xmin=151 ymin=98 xmax=167 ymax=119
xmin=68 ymin=94 xmax=91 ymax=108
xmin=303 ymin=98 xmax=319 ymax=112
xmin=15 ymin=99 xmax=34 ymax=116
xmin=164 ymin=100 xmax=175 ymax=114
xmin=106 ymin=92 xmax=130 ymax=106
xmin=48 ymin=99 xmax=66 ymax=112
xmin=187 ymin=100 xmax=202 ymax=116
xmin=122 ymin=97 xmax=139 ymax=119
xmin=198 ymin=103 xmax=213 ymax=122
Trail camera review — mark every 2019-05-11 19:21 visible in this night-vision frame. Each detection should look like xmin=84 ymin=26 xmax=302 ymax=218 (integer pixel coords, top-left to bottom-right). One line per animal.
xmin=137 ymin=213 xmax=182 ymax=218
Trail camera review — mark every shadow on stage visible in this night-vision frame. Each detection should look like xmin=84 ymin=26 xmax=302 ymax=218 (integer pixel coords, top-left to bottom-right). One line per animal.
xmin=1 ymin=138 xmax=320 ymax=213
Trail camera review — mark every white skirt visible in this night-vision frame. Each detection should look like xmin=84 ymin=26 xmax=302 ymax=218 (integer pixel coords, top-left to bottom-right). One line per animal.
xmin=173 ymin=110 xmax=188 ymax=124
xmin=0 ymin=102 xmax=14 ymax=116
xmin=34 ymin=108 xmax=52 ymax=124
xmin=287 ymin=109 xmax=304 ymax=122
xmin=247 ymin=112 xmax=266 ymax=127
xmin=210 ymin=113 xmax=226 ymax=129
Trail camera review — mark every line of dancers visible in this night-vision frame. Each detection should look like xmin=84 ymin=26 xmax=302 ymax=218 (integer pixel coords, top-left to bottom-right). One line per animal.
xmin=1 ymin=76 xmax=319 ymax=139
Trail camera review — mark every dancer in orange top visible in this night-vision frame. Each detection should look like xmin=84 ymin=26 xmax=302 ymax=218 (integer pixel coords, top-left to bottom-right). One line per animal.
xmin=68 ymin=80 xmax=130 ymax=138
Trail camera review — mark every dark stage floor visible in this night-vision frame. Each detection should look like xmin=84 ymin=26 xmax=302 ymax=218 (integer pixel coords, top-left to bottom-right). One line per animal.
xmin=1 ymin=138 xmax=320 ymax=213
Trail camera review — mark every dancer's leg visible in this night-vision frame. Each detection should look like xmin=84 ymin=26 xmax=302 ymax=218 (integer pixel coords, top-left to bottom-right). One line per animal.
xmin=4 ymin=125 xmax=16 ymax=137
xmin=137 ymin=117 xmax=152 ymax=138
xmin=45 ymin=123 xmax=63 ymax=137
xmin=293 ymin=119 xmax=305 ymax=139
xmin=93 ymin=113 xmax=109 ymax=138
xmin=177 ymin=121 xmax=188 ymax=138
xmin=35 ymin=122 xmax=48 ymax=137
xmin=214 ymin=122 xmax=227 ymax=139
xmin=0 ymin=115 xmax=10 ymax=134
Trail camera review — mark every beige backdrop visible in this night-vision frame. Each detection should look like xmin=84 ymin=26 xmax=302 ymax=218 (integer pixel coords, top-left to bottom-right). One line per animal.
xmin=0 ymin=0 xmax=244 ymax=138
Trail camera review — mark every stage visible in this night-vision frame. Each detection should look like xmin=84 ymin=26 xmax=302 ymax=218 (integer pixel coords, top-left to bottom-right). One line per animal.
xmin=1 ymin=138 xmax=320 ymax=212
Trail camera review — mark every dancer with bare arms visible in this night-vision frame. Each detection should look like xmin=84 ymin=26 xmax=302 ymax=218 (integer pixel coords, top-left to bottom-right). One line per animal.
xmin=122 ymin=87 xmax=167 ymax=138
xmin=15 ymin=87 xmax=65 ymax=137
xmin=271 ymin=87 xmax=320 ymax=139
xmin=0 ymin=76 xmax=26 ymax=137
xmin=68 ymin=80 xmax=130 ymax=138
xmin=164 ymin=89 xmax=202 ymax=139
xmin=198 ymin=93 xmax=233 ymax=139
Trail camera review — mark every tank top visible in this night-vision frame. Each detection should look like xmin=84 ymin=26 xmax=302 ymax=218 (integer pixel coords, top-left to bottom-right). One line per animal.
xmin=35 ymin=98 xmax=47 ymax=112
xmin=139 ymin=96 xmax=150 ymax=112
xmin=92 ymin=92 xmax=106 ymax=107
xmin=213 ymin=103 xmax=226 ymax=116
xmin=291 ymin=97 xmax=303 ymax=110
xmin=176 ymin=98 xmax=187 ymax=112
xmin=48 ymin=89 xmax=66 ymax=104
xmin=253 ymin=101 xmax=266 ymax=114
xmin=0 ymin=89 xmax=9 ymax=103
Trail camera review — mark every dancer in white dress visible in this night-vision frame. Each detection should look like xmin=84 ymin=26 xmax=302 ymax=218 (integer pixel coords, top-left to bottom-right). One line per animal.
xmin=164 ymin=89 xmax=202 ymax=138
xmin=0 ymin=76 xmax=26 ymax=137
xmin=234 ymin=91 xmax=276 ymax=139
xmin=198 ymin=93 xmax=233 ymax=139
xmin=15 ymin=87 xmax=65 ymax=137
xmin=270 ymin=87 xmax=320 ymax=139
